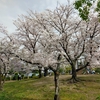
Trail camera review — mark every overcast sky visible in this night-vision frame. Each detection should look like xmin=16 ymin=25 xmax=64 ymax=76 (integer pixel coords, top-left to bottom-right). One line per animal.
xmin=0 ymin=0 xmax=74 ymax=37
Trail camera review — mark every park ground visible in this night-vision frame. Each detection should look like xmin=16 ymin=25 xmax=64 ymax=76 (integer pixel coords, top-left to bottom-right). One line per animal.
xmin=0 ymin=75 xmax=100 ymax=100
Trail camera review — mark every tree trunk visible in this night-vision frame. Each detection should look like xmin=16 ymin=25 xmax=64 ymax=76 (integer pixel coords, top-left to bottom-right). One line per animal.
xmin=2 ymin=73 xmax=7 ymax=84
xmin=54 ymin=72 xmax=60 ymax=100
xmin=68 ymin=64 xmax=78 ymax=83
xmin=69 ymin=61 xmax=79 ymax=83
xmin=0 ymin=67 xmax=2 ymax=91
xmin=71 ymin=66 xmax=77 ymax=82
xmin=44 ymin=68 xmax=48 ymax=77
xmin=39 ymin=68 xmax=42 ymax=78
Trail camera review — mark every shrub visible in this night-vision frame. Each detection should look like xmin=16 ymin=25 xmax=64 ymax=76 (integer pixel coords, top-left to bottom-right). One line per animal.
xmin=95 ymin=68 xmax=100 ymax=74
xmin=5 ymin=76 xmax=11 ymax=81
xmin=59 ymin=68 xmax=64 ymax=74
xmin=29 ymin=76 xmax=33 ymax=78
xmin=65 ymin=66 xmax=71 ymax=74
xmin=24 ymin=76 xmax=28 ymax=79
xmin=12 ymin=72 xmax=18 ymax=80
xmin=21 ymin=74 xmax=24 ymax=79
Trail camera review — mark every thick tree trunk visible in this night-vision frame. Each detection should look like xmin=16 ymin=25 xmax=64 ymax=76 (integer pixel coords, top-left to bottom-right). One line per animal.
xmin=71 ymin=66 xmax=77 ymax=81
xmin=54 ymin=72 xmax=60 ymax=100
xmin=68 ymin=60 xmax=79 ymax=83
xmin=44 ymin=68 xmax=48 ymax=77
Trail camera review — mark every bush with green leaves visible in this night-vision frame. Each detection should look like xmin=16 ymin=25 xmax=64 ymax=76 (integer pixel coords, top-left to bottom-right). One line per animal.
xmin=65 ymin=65 xmax=72 ymax=74
xmin=12 ymin=72 xmax=18 ymax=80
xmin=95 ymin=68 xmax=100 ymax=74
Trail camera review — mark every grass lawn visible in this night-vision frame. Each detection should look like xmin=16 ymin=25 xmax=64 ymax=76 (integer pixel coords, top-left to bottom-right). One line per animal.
xmin=0 ymin=75 xmax=100 ymax=100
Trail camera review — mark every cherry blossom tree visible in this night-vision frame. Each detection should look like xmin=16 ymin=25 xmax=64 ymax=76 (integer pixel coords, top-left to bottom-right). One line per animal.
xmin=8 ymin=13 xmax=63 ymax=99
xmin=0 ymin=25 xmax=11 ymax=90
xmin=28 ymin=3 xmax=100 ymax=83
xmin=12 ymin=15 xmax=44 ymax=78
xmin=81 ymin=14 xmax=100 ymax=69
xmin=29 ymin=4 xmax=84 ymax=82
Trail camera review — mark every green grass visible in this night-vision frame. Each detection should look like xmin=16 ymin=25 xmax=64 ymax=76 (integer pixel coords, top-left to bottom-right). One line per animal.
xmin=0 ymin=75 xmax=100 ymax=100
